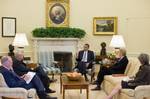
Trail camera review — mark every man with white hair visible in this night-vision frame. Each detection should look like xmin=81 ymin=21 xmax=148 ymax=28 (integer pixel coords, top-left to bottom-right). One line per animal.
xmin=0 ymin=56 xmax=57 ymax=99
xmin=12 ymin=51 xmax=55 ymax=93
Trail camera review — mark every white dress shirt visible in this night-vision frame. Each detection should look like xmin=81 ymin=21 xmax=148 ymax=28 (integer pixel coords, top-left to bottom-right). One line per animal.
xmin=81 ymin=51 xmax=88 ymax=62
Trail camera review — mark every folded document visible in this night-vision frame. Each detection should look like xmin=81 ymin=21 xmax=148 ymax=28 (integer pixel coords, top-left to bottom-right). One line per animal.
xmin=25 ymin=72 xmax=36 ymax=84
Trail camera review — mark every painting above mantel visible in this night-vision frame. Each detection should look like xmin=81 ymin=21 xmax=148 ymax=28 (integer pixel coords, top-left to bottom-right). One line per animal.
xmin=46 ymin=0 xmax=70 ymax=27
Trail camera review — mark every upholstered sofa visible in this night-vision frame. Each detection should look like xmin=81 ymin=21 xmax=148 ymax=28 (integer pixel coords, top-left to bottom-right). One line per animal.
xmin=102 ymin=57 xmax=150 ymax=99
xmin=0 ymin=73 xmax=38 ymax=99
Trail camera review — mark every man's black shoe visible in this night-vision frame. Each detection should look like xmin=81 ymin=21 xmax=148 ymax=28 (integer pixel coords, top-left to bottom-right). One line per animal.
xmin=38 ymin=92 xmax=57 ymax=99
xmin=49 ymin=79 xmax=57 ymax=83
xmin=85 ymin=77 xmax=89 ymax=82
xmin=46 ymin=89 xmax=56 ymax=93
xmin=91 ymin=80 xmax=98 ymax=85
xmin=91 ymin=86 xmax=101 ymax=91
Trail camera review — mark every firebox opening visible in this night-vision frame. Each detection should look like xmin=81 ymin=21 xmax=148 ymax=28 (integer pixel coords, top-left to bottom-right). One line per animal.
xmin=53 ymin=51 xmax=72 ymax=72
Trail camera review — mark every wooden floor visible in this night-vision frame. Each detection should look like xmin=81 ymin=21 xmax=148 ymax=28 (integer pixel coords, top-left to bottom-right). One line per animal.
xmin=48 ymin=75 xmax=107 ymax=99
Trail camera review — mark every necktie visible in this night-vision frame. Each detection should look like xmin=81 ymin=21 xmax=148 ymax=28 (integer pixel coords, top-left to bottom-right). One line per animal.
xmin=82 ymin=51 xmax=87 ymax=62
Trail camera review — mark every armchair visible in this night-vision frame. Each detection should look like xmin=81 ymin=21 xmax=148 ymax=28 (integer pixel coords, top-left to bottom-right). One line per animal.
xmin=86 ymin=62 xmax=96 ymax=82
xmin=0 ymin=73 xmax=37 ymax=99
xmin=73 ymin=61 xmax=96 ymax=82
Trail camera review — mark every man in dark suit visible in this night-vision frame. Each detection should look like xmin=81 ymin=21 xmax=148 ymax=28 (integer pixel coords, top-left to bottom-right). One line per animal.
xmin=75 ymin=44 xmax=94 ymax=81
xmin=12 ymin=52 xmax=55 ymax=93
xmin=91 ymin=48 xmax=128 ymax=90
xmin=0 ymin=56 xmax=57 ymax=99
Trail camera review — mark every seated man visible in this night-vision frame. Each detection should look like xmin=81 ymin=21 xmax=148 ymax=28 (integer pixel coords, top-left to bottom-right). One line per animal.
xmin=74 ymin=43 xmax=94 ymax=81
xmin=12 ymin=51 xmax=55 ymax=93
xmin=0 ymin=56 xmax=57 ymax=99
xmin=92 ymin=48 xmax=129 ymax=90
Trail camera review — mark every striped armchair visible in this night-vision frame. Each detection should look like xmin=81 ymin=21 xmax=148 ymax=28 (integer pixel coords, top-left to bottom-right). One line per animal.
xmin=38 ymin=51 xmax=61 ymax=78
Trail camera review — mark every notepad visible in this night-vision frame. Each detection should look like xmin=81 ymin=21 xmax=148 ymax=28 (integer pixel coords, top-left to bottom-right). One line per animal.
xmin=25 ymin=72 xmax=36 ymax=84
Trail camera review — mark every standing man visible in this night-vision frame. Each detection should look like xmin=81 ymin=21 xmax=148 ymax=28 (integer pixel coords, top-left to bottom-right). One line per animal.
xmin=91 ymin=48 xmax=128 ymax=90
xmin=75 ymin=43 xmax=94 ymax=81
xmin=0 ymin=56 xmax=57 ymax=99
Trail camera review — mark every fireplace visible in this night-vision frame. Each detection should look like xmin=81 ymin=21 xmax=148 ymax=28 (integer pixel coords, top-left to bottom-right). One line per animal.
xmin=53 ymin=52 xmax=72 ymax=72
xmin=32 ymin=38 xmax=79 ymax=71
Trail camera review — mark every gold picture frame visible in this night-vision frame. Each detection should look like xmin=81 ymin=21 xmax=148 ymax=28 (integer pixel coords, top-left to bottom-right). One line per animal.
xmin=93 ymin=17 xmax=117 ymax=35
xmin=46 ymin=0 xmax=69 ymax=27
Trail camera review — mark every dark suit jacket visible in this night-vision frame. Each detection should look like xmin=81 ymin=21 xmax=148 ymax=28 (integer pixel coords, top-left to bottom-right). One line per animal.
xmin=76 ymin=50 xmax=94 ymax=69
xmin=0 ymin=66 xmax=33 ymax=89
xmin=128 ymin=65 xmax=150 ymax=86
xmin=12 ymin=58 xmax=50 ymax=86
xmin=110 ymin=56 xmax=128 ymax=74
xmin=12 ymin=58 xmax=30 ymax=76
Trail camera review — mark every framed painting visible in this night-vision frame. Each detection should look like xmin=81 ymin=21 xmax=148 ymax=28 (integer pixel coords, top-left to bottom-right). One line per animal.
xmin=93 ymin=17 xmax=117 ymax=35
xmin=46 ymin=0 xmax=69 ymax=27
xmin=2 ymin=17 xmax=16 ymax=37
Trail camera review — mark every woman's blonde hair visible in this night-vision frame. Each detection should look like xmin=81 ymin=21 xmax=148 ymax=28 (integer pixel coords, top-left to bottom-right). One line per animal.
xmin=119 ymin=48 xmax=126 ymax=56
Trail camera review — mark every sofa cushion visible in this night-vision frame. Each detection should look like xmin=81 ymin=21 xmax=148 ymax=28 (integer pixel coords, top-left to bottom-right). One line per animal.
xmin=124 ymin=57 xmax=141 ymax=76
xmin=0 ymin=73 xmax=8 ymax=87
xmin=104 ymin=75 xmax=135 ymax=98
xmin=104 ymin=75 xmax=127 ymax=85
xmin=121 ymin=89 xmax=135 ymax=97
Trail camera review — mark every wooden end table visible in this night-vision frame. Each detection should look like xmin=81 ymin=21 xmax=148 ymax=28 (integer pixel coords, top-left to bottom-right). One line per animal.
xmin=60 ymin=74 xmax=89 ymax=99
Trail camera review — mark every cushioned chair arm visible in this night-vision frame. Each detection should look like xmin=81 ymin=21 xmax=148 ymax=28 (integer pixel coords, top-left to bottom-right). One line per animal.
xmin=0 ymin=88 xmax=37 ymax=99
xmin=121 ymin=89 xmax=135 ymax=97
xmin=135 ymin=85 xmax=150 ymax=99
xmin=27 ymin=89 xmax=37 ymax=99
xmin=0 ymin=87 xmax=28 ymax=99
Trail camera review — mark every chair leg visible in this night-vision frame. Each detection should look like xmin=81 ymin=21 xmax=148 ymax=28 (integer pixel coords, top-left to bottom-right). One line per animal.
xmin=52 ymin=73 xmax=54 ymax=80
xmin=91 ymin=72 xmax=95 ymax=82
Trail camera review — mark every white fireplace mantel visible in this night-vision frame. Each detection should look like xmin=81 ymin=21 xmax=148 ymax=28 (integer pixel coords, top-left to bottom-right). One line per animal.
xmin=32 ymin=37 xmax=79 ymax=62
xmin=32 ymin=37 xmax=79 ymax=41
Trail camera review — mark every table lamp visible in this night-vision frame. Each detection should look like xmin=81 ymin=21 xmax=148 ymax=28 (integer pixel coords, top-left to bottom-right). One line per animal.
xmin=109 ymin=35 xmax=125 ymax=49
xmin=109 ymin=35 xmax=126 ymax=57
xmin=12 ymin=33 xmax=29 ymax=51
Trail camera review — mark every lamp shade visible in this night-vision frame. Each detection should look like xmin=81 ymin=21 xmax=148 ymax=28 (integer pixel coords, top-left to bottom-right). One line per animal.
xmin=109 ymin=35 xmax=125 ymax=48
xmin=12 ymin=33 xmax=29 ymax=47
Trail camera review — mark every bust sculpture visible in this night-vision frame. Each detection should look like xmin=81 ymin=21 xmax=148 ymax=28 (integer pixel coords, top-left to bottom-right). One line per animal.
xmin=100 ymin=42 xmax=107 ymax=58
xmin=8 ymin=44 xmax=15 ymax=57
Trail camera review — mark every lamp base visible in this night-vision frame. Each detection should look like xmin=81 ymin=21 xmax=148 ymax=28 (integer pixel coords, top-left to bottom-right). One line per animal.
xmin=16 ymin=47 xmax=24 ymax=53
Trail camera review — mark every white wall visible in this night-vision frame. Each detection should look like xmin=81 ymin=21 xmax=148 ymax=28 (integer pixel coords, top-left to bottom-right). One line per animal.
xmin=0 ymin=0 xmax=150 ymax=59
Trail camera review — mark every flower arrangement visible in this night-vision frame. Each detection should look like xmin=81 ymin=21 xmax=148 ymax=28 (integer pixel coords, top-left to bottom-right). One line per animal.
xmin=107 ymin=52 xmax=116 ymax=60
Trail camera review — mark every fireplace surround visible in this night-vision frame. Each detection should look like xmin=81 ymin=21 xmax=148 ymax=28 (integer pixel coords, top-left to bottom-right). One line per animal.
xmin=32 ymin=38 xmax=79 ymax=70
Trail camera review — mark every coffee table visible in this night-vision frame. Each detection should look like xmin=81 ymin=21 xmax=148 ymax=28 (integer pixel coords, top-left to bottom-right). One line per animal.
xmin=60 ymin=74 xmax=89 ymax=99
